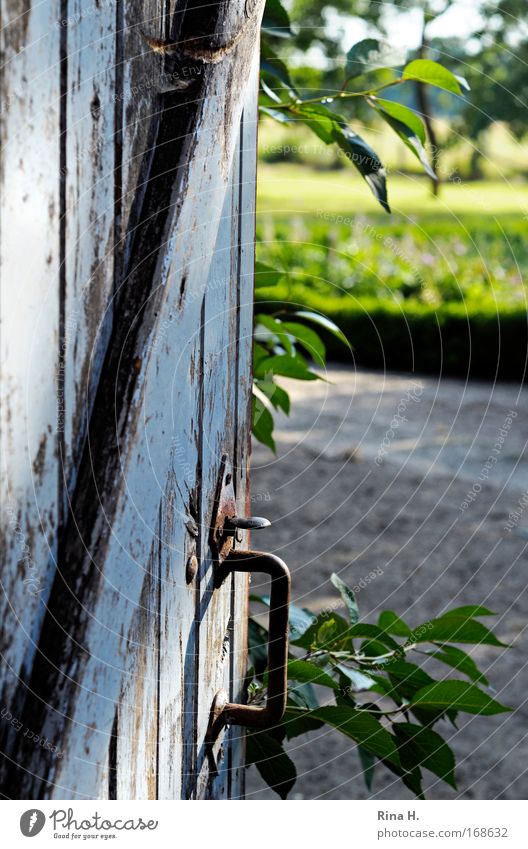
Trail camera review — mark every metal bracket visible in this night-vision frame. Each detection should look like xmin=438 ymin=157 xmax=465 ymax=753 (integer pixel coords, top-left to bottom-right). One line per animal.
xmin=209 ymin=453 xmax=271 ymax=571
xmin=209 ymin=454 xmax=238 ymax=565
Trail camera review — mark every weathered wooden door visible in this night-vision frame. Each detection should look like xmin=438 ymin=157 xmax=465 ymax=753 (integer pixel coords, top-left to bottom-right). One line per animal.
xmin=1 ymin=0 xmax=265 ymax=799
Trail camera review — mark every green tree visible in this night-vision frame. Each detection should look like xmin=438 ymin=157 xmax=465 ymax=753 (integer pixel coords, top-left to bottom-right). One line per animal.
xmin=255 ymin=0 xmax=466 ymax=450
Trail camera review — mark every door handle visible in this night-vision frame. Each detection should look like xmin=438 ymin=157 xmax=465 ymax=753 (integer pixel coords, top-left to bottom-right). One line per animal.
xmin=214 ymin=548 xmax=290 ymax=730
xmin=207 ymin=455 xmax=291 ymax=737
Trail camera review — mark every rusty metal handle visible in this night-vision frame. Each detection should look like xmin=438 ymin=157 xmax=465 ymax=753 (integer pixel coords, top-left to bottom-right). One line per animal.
xmin=215 ymin=548 xmax=291 ymax=729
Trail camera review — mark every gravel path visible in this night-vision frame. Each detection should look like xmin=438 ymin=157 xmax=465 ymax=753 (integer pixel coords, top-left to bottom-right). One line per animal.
xmin=245 ymin=367 xmax=527 ymax=800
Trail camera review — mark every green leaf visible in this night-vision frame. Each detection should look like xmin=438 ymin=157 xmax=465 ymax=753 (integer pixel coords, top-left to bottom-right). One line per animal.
xmin=427 ymin=645 xmax=488 ymax=685
xmin=318 ymin=618 xmax=339 ymax=646
xmin=291 ymin=103 xmax=389 ymax=213
xmin=310 ymin=706 xmax=400 ymax=765
xmin=402 ymin=59 xmax=462 ymax=95
xmin=256 ymin=315 xmax=326 ymax=366
xmin=293 ymin=311 xmax=348 ymax=345
xmin=336 ymin=664 xmax=374 ymax=692
xmin=246 ymin=731 xmax=297 ymax=799
xmin=288 ymin=682 xmax=319 ymax=710
xmin=260 ymin=353 xmax=319 ymax=380
xmin=247 ymin=678 xmax=264 ymax=700
xmin=283 ymin=708 xmax=324 ymax=740
xmin=255 ymin=314 xmax=294 ymax=356
xmin=255 ymin=595 xmax=316 ymax=641
xmin=417 ymin=615 xmax=507 ymax=647
xmin=253 ymin=342 xmax=271 ymax=377
xmin=358 ymin=745 xmax=376 ymax=791
xmin=360 ymin=639 xmax=394 ymax=661
xmin=410 ymin=680 xmax=511 ymax=715
xmin=261 ymin=41 xmax=297 ymax=92
xmin=280 ymin=321 xmax=326 ymax=366
xmin=262 ymin=0 xmax=293 ymax=38
xmin=330 ymin=573 xmax=360 ymax=624
xmin=259 ymin=105 xmax=296 ymax=124
xmin=386 ymin=759 xmax=424 ymax=798
xmin=248 ymin=617 xmax=268 ymax=674
xmin=442 ymin=605 xmax=496 ymax=617
xmin=346 ymin=39 xmax=406 ymax=80
xmin=371 ymin=98 xmax=426 ymax=144
xmin=378 ymin=610 xmax=412 ymax=637
xmin=349 ymin=624 xmax=402 ymax=652
xmin=384 ymin=661 xmax=448 ymax=727
xmin=387 ymin=661 xmax=435 ymax=702
xmin=294 ymin=102 xmax=338 ymax=144
xmin=369 ymin=673 xmax=398 ymax=697
xmin=370 ymin=97 xmax=435 ymax=180
xmin=255 ymin=312 xmax=281 ymax=331
xmin=252 ymin=394 xmax=275 ymax=451
xmin=287 ymin=659 xmax=338 ymax=690
xmin=333 ymin=124 xmax=390 ymax=213
xmin=393 ymin=722 xmax=457 ymax=788
xmin=254 ymin=261 xmax=284 ymax=288
xmin=260 ymin=78 xmax=282 ymax=104
xmin=291 ymin=612 xmax=352 ymax=650
xmin=255 ymin=378 xmax=291 ymax=415
xmin=454 ymin=74 xmax=470 ymax=92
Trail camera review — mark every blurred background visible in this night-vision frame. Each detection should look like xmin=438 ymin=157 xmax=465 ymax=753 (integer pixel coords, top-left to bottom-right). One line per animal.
xmin=246 ymin=0 xmax=527 ymax=799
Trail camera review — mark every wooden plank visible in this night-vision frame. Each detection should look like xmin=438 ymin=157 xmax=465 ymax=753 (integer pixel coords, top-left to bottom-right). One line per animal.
xmin=193 ymin=54 xmax=259 ymax=799
xmin=57 ymin=2 xmax=168 ymax=793
xmin=156 ymin=293 xmax=204 ymax=800
xmin=149 ymin=61 xmax=259 ymax=800
xmin=62 ymin=0 xmax=118 ymax=493
xmin=0 ymin=0 xmax=62 ymax=746
xmin=118 ymin=2 xmax=175 ymax=275
xmin=115 ymin=1 xmax=252 ymax=798
xmin=194 ymin=159 xmax=242 ymax=799
xmin=114 ymin=532 xmax=160 ymax=800
xmin=228 ymin=54 xmax=260 ymax=800
xmin=5 ymin=0 xmax=265 ymax=799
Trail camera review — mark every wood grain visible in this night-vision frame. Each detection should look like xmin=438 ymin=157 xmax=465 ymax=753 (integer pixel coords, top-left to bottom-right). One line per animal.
xmin=0 ymin=0 xmax=62 ymax=744
xmin=0 ymin=0 xmax=263 ymax=799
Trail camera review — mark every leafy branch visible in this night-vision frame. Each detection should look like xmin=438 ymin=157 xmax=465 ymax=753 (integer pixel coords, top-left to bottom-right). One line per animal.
xmin=260 ymin=0 xmax=468 ymax=214
xmin=246 ymin=573 xmax=509 ymax=799
xmin=252 ymin=0 xmax=469 ymax=449
xmin=252 ymin=262 xmax=348 ymax=450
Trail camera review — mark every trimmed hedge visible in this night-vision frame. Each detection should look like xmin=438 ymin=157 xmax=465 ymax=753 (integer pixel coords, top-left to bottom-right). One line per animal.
xmin=255 ymin=289 xmax=528 ymax=381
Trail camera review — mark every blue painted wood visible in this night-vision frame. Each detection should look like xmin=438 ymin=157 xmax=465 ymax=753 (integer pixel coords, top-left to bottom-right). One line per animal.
xmin=0 ymin=0 xmax=263 ymax=800
xmin=0 ymin=0 xmax=62 ymax=742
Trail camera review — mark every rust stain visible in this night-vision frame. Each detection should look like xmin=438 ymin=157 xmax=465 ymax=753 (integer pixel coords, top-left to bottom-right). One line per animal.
xmin=32 ymin=433 xmax=47 ymax=483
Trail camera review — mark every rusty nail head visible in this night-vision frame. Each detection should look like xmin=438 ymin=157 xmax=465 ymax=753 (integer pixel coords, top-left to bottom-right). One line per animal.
xmin=206 ymin=689 xmax=228 ymax=742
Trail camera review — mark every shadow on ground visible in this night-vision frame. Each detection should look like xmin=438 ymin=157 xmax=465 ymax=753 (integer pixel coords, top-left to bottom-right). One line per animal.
xmin=246 ymin=367 xmax=527 ymax=800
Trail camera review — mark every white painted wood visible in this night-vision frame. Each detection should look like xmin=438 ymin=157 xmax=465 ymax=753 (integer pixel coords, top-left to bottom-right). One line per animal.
xmin=115 ymin=532 xmax=160 ymax=800
xmin=1 ymin=0 xmax=262 ymax=800
xmin=63 ymin=0 xmax=117 ymax=492
xmin=194 ymin=55 xmax=259 ymax=799
xmin=0 ymin=0 xmax=61 ymax=725
xmin=119 ymin=1 xmax=174 ymax=272
xmin=229 ymin=57 xmax=260 ymax=799
xmin=154 ymin=296 xmax=204 ymax=800
xmin=194 ymin=155 xmax=242 ymax=799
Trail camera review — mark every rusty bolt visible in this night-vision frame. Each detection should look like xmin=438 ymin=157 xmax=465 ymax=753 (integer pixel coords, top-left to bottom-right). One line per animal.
xmin=186 ymin=553 xmax=198 ymax=584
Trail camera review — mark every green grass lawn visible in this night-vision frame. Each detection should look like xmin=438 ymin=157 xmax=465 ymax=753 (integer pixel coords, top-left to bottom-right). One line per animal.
xmin=257 ymin=163 xmax=528 ymax=217
xmin=255 ymin=163 xmax=527 ymax=378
